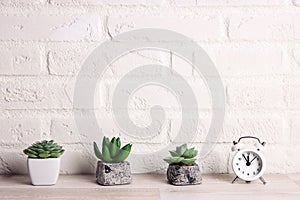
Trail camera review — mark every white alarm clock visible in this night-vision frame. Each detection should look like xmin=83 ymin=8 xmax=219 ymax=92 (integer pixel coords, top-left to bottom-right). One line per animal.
xmin=231 ymin=136 xmax=266 ymax=184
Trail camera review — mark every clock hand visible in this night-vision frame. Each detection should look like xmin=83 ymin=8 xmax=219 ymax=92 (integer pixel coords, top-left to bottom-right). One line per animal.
xmin=250 ymin=156 xmax=257 ymax=163
xmin=244 ymin=154 xmax=250 ymax=166
xmin=247 ymin=154 xmax=250 ymax=163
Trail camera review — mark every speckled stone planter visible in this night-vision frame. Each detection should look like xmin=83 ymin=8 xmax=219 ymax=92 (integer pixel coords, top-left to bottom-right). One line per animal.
xmin=96 ymin=161 xmax=132 ymax=186
xmin=167 ymin=164 xmax=202 ymax=186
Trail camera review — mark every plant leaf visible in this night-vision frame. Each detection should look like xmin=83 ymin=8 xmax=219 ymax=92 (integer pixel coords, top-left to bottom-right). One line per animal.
xmin=93 ymin=142 xmax=104 ymax=160
xmin=182 ymin=148 xmax=198 ymax=158
xmin=116 ymin=137 xmax=121 ymax=148
xmin=181 ymin=158 xmax=196 ymax=165
xmin=163 ymin=156 xmax=184 ymax=164
xmin=176 ymin=144 xmax=187 ymax=156
xmin=169 ymin=150 xmax=179 ymax=157
xmin=50 ymin=152 xmax=61 ymax=158
xmin=39 ymin=153 xmax=50 ymax=158
xmin=109 ymin=137 xmax=119 ymax=158
xmin=113 ymin=144 xmax=132 ymax=162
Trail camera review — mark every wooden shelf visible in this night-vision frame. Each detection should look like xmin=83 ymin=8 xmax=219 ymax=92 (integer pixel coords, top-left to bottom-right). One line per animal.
xmin=0 ymin=174 xmax=299 ymax=199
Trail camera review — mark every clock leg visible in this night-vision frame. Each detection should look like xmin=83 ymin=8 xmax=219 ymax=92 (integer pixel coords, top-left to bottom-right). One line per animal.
xmin=232 ymin=176 xmax=239 ymax=184
xmin=259 ymin=177 xmax=266 ymax=185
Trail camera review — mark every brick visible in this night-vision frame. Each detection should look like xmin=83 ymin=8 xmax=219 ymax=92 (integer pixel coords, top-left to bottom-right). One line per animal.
xmin=192 ymin=114 xmax=285 ymax=144
xmin=286 ymin=85 xmax=300 ymax=109
xmin=104 ymin=77 xmax=212 ymax=111
xmin=227 ymin=82 xmax=285 ymax=109
xmin=46 ymin=43 xmax=97 ymax=75
xmin=0 ymin=0 xmax=46 ymax=5
xmin=284 ymin=145 xmax=300 ymax=173
xmin=211 ymin=46 xmax=286 ymax=76
xmin=290 ymin=45 xmax=300 ymax=74
xmin=290 ymin=114 xmax=300 ymax=145
xmin=168 ymin=110 xmax=213 ymax=144
xmin=126 ymin=145 xmax=168 ymax=173
xmin=196 ymin=0 xmax=288 ymax=6
xmin=50 ymin=119 xmax=81 ymax=144
xmin=0 ymin=119 xmax=41 ymax=144
xmin=108 ymin=49 xmax=171 ymax=78
xmin=171 ymin=0 xmax=196 ymax=6
xmin=295 ymin=16 xmax=300 ymax=40
xmin=264 ymin=144 xmax=300 ymax=173
xmin=49 ymin=0 xmax=163 ymax=5
xmin=99 ymin=49 xmax=171 ymax=109
xmin=199 ymin=144 xmax=231 ymax=173
xmin=171 ymin=52 xmax=193 ymax=77
xmin=294 ymin=46 xmax=300 ymax=71
xmin=0 ymin=45 xmax=42 ymax=75
xmin=0 ymin=15 xmax=101 ymax=41
xmin=229 ymin=14 xmax=294 ymax=40
xmin=50 ymin=47 xmax=170 ymax=77
xmin=50 ymin=116 xmax=131 ymax=144
xmin=120 ymin=118 xmax=172 ymax=144
xmin=220 ymin=115 xmax=285 ymax=144
xmin=170 ymin=111 xmax=285 ymax=144
xmin=126 ymin=84 xmax=184 ymax=110
xmin=107 ymin=15 xmax=222 ymax=41
xmin=0 ymin=79 xmax=72 ymax=109
xmin=50 ymin=118 xmax=101 ymax=144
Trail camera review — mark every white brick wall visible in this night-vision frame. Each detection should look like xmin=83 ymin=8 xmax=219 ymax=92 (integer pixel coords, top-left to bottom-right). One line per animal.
xmin=0 ymin=0 xmax=300 ymax=175
xmin=0 ymin=78 xmax=72 ymax=109
xmin=229 ymin=14 xmax=296 ymax=41
xmin=195 ymin=0 xmax=290 ymax=6
xmin=0 ymin=15 xmax=102 ymax=41
xmin=0 ymin=119 xmax=41 ymax=144
xmin=107 ymin=15 xmax=222 ymax=41
xmin=0 ymin=44 xmax=42 ymax=75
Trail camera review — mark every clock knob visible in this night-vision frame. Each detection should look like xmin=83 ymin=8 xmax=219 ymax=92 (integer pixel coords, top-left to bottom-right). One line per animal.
xmin=255 ymin=141 xmax=266 ymax=152
xmin=231 ymin=142 xmax=244 ymax=152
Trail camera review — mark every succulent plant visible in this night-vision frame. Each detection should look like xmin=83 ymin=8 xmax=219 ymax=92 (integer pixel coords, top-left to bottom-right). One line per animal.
xmin=23 ymin=140 xmax=65 ymax=159
xmin=93 ymin=136 xmax=132 ymax=163
xmin=163 ymin=144 xmax=198 ymax=166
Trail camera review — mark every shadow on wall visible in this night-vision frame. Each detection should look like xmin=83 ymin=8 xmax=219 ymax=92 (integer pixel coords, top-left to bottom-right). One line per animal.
xmin=0 ymin=152 xmax=27 ymax=174
xmin=60 ymin=151 xmax=95 ymax=174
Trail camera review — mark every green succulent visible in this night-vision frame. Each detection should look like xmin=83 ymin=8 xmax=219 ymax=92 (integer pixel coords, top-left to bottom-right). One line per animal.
xmin=23 ymin=140 xmax=65 ymax=159
xmin=93 ymin=136 xmax=132 ymax=163
xmin=163 ymin=144 xmax=198 ymax=166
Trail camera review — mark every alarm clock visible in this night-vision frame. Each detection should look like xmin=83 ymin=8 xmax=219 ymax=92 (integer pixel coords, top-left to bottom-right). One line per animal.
xmin=231 ymin=136 xmax=267 ymax=184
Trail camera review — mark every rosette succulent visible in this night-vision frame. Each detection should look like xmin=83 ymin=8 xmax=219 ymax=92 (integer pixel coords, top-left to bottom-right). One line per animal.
xmin=23 ymin=140 xmax=65 ymax=159
xmin=164 ymin=144 xmax=198 ymax=166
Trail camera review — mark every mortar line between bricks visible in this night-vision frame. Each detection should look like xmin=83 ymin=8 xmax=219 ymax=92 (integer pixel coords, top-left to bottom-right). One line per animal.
xmin=4 ymin=4 xmax=296 ymax=9
xmin=0 ymin=40 xmax=299 ymax=45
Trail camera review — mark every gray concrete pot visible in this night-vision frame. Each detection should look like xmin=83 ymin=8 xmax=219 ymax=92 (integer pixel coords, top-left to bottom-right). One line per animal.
xmin=167 ymin=163 xmax=202 ymax=186
xmin=96 ymin=161 xmax=132 ymax=186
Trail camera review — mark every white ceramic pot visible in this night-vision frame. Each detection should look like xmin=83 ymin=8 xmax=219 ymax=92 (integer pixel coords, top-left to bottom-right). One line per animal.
xmin=28 ymin=158 xmax=61 ymax=186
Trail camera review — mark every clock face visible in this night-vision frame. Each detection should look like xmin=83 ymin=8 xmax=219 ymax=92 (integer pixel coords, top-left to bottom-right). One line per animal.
xmin=232 ymin=149 xmax=266 ymax=181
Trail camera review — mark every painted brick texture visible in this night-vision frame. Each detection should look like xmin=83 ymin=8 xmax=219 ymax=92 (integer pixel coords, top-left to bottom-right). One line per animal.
xmin=0 ymin=0 xmax=299 ymax=175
